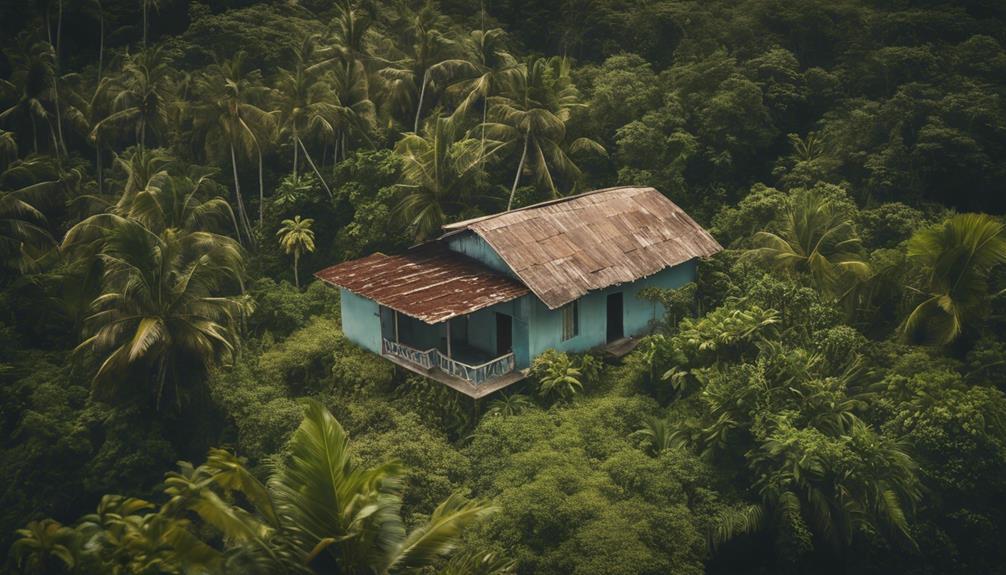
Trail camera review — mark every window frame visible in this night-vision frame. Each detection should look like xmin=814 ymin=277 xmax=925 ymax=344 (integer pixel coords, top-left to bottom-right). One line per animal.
xmin=561 ymin=300 xmax=579 ymax=341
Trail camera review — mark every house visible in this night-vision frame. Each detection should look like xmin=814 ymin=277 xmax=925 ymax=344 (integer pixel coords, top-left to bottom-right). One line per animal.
xmin=315 ymin=186 xmax=723 ymax=398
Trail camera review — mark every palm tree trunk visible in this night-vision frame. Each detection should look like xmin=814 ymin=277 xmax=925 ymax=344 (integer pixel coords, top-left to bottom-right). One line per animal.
xmin=97 ymin=3 xmax=104 ymax=82
xmin=46 ymin=119 xmax=61 ymax=167
xmin=481 ymin=95 xmax=487 ymax=162
xmin=53 ymin=84 xmax=66 ymax=157
xmin=297 ymin=137 xmax=332 ymax=198
xmin=96 ymin=139 xmax=103 ymax=193
xmin=140 ymin=118 xmax=146 ymax=152
xmin=257 ymin=143 xmax=264 ymax=228
xmin=292 ymin=126 xmax=299 ymax=177
xmin=414 ymin=68 xmax=430 ymax=133
xmin=53 ymin=0 xmax=66 ymax=158
xmin=30 ymin=114 xmax=38 ymax=154
xmin=142 ymin=0 xmax=148 ymax=48
xmin=155 ymin=354 xmax=167 ymax=411
xmin=56 ymin=0 xmax=63 ymax=62
xmin=341 ymin=131 xmax=347 ymax=162
xmin=293 ymin=250 xmax=300 ymax=289
xmin=508 ymin=131 xmax=529 ymax=211
xmin=230 ymin=143 xmax=251 ymax=245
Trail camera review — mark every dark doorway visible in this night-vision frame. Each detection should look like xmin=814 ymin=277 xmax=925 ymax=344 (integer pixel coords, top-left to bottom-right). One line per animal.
xmin=496 ymin=313 xmax=513 ymax=355
xmin=607 ymin=292 xmax=624 ymax=342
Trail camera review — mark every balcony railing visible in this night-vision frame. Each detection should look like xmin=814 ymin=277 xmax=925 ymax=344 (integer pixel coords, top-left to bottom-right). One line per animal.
xmin=382 ymin=339 xmax=437 ymax=370
xmin=381 ymin=338 xmax=515 ymax=386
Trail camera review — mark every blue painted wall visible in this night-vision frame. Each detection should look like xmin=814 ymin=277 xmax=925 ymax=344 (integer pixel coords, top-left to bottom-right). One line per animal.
xmin=527 ymin=259 xmax=697 ymax=358
xmin=461 ymin=296 xmax=532 ymax=369
xmin=340 ymin=288 xmax=382 ymax=354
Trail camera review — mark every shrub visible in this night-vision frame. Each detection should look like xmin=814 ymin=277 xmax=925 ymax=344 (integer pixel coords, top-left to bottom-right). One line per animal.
xmin=531 ymin=350 xmax=584 ymax=403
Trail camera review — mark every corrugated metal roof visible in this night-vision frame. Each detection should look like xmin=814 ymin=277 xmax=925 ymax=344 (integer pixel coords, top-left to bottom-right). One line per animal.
xmin=314 ymin=246 xmax=530 ymax=324
xmin=440 ymin=186 xmax=723 ymax=309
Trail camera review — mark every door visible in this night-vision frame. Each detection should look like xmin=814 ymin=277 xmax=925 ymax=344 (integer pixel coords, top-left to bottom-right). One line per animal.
xmin=606 ymin=292 xmax=624 ymax=342
xmin=496 ymin=313 xmax=513 ymax=355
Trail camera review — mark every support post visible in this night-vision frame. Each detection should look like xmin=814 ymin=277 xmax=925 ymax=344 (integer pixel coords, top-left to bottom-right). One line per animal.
xmin=446 ymin=320 xmax=452 ymax=358
xmin=394 ymin=310 xmax=400 ymax=343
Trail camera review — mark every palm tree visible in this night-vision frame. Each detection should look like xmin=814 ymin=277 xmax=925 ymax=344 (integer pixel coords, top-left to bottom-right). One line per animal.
xmin=448 ymin=28 xmax=517 ymax=164
xmin=484 ymin=56 xmax=604 ymax=209
xmin=277 ymin=215 xmax=315 ymax=289
xmin=275 ymin=38 xmax=338 ymax=192
xmin=746 ymin=191 xmax=871 ymax=299
xmin=330 ymin=0 xmax=380 ymax=65
xmin=163 ymin=400 xmax=496 ymax=573
xmin=378 ymin=1 xmax=469 ymax=132
xmin=107 ymin=146 xmax=172 ymax=213
xmin=64 ymin=213 xmax=245 ymax=409
xmin=0 ymin=130 xmax=18 ymax=171
xmin=0 ymin=38 xmax=60 ymax=155
xmin=325 ymin=58 xmax=378 ymax=166
xmin=902 ymin=213 xmax=1006 ymax=344
xmin=92 ymin=46 xmax=174 ymax=151
xmin=125 ymin=170 xmax=240 ymax=237
xmin=393 ymin=117 xmax=495 ymax=240
xmin=10 ymin=519 xmax=76 ymax=574
xmin=0 ymin=178 xmax=56 ymax=272
xmin=191 ymin=52 xmax=277 ymax=236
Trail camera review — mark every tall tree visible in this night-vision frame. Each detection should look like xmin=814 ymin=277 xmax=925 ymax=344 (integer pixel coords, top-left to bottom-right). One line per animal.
xmin=91 ymin=46 xmax=174 ymax=152
xmin=902 ymin=213 xmax=1006 ymax=344
xmin=191 ymin=52 xmax=277 ymax=237
xmin=0 ymin=38 xmax=60 ymax=156
xmin=485 ymin=56 xmax=604 ymax=209
xmin=277 ymin=215 xmax=315 ymax=289
xmin=448 ymin=28 xmax=517 ymax=164
xmin=394 ymin=117 xmax=495 ymax=240
xmin=378 ymin=1 xmax=468 ymax=132
xmin=64 ymin=212 xmax=245 ymax=410
xmin=276 ymin=36 xmax=338 ymax=191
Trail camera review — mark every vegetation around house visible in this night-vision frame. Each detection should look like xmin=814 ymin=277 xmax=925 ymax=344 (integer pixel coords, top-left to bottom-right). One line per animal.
xmin=1 ymin=0 xmax=1005 ymax=573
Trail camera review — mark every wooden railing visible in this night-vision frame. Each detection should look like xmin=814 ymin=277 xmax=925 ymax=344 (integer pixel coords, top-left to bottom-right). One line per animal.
xmin=382 ymin=339 xmax=437 ymax=370
xmin=382 ymin=338 xmax=515 ymax=386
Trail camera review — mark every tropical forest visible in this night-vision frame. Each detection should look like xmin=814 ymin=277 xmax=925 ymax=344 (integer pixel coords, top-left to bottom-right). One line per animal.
xmin=1 ymin=0 xmax=1005 ymax=573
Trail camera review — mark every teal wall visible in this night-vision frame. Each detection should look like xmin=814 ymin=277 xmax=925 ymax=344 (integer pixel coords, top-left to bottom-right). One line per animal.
xmin=461 ymin=296 xmax=532 ymax=369
xmin=340 ymin=288 xmax=382 ymax=354
xmin=527 ymin=259 xmax=697 ymax=358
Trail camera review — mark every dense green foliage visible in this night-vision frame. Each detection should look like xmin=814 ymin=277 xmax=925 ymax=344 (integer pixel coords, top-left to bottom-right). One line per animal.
xmin=2 ymin=0 xmax=1005 ymax=573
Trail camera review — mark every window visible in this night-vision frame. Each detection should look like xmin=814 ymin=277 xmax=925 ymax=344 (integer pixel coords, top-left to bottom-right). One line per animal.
xmin=561 ymin=300 xmax=579 ymax=341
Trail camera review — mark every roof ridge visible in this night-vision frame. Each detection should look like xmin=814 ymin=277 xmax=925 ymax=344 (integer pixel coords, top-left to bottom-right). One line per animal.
xmin=440 ymin=186 xmax=652 ymax=232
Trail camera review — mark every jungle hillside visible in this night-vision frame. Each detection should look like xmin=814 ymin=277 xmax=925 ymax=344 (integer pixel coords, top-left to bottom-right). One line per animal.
xmin=1 ymin=0 xmax=1006 ymax=573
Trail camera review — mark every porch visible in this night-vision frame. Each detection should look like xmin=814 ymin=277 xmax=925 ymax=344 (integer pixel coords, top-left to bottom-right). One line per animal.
xmin=379 ymin=306 xmax=527 ymax=398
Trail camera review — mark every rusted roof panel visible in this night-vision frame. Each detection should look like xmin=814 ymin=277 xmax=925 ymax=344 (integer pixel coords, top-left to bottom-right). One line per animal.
xmin=441 ymin=186 xmax=723 ymax=309
xmin=314 ymin=246 xmax=529 ymax=324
